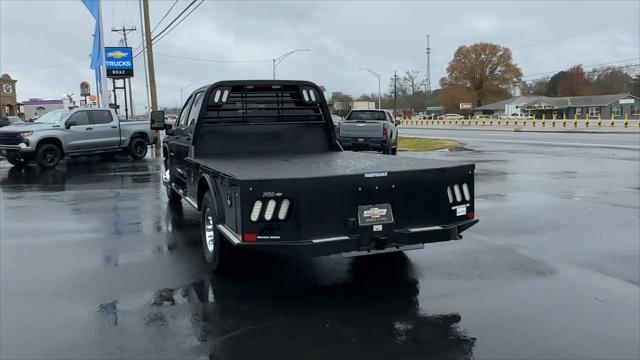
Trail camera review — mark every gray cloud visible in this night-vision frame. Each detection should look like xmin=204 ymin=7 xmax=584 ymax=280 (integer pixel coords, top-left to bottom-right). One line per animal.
xmin=1 ymin=0 xmax=638 ymax=113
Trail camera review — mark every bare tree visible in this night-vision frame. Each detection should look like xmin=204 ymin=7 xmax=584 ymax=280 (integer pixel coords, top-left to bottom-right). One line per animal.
xmin=401 ymin=70 xmax=426 ymax=95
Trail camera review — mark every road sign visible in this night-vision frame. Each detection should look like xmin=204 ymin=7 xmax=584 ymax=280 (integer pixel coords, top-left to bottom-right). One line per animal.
xmin=80 ymin=81 xmax=90 ymax=96
xmin=459 ymin=103 xmax=473 ymax=110
xmin=89 ymin=95 xmax=97 ymax=102
xmin=105 ymin=47 xmax=134 ymax=78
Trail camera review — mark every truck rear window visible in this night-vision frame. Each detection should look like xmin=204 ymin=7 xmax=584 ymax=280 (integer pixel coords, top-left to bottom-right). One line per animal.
xmin=346 ymin=111 xmax=386 ymax=121
xmin=202 ymin=85 xmax=324 ymax=124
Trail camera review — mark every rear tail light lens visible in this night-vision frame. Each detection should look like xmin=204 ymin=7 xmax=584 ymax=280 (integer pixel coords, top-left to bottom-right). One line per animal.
xmin=453 ymin=184 xmax=462 ymax=202
xmin=462 ymin=183 xmax=470 ymax=201
xmin=383 ymin=123 xmax=388 ymax=137
xmin=250 ymin=200 xmax=262 ymax=222
xmin=446 ymin=186 xmax=453 ymax=203
xmin=264 ymin=199 xmax=276 ymax=220
xmin=277 ymin=199 xmax=290 ymax=220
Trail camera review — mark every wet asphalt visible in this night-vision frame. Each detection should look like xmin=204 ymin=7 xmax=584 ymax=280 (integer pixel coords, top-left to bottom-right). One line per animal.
xmin=0 ymin=130 xmax=639 ymax=359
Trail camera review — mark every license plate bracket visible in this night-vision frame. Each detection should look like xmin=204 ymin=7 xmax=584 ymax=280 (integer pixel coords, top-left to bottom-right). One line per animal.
xmin=357 ymin=203 xmax=394 ymax=226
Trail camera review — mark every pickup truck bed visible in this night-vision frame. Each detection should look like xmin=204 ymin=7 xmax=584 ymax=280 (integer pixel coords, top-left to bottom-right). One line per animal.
xmin=191 ymin=151 xmax=468 ymax=180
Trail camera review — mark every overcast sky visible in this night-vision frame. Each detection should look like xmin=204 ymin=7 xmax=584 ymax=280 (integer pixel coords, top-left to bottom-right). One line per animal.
xmin=1 ymin=0 xmax=638 ymax=113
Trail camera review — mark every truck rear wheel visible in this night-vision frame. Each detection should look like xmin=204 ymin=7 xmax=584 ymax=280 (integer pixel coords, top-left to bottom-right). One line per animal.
xmin=164 ymin=158 xmax=181 ymax=204
xmin=128 ymin=137 xmax=148 ymax=160
xmin=201 ymin=191 xmax=233 ymax=273
xmin=35 ymin=143 xmax=62 ymax=169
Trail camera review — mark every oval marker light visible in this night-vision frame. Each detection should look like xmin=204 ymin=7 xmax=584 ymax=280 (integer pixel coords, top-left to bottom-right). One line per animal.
xmin=462 ymin=183 xmax=470 ymax=201
xmin=221 ymin=89 xmax=229 ymax=102
xmin=264 ymin=199 xmax=276 ymax=220
xmin=278 ymin=199 xmax=290 ymax=220
xmin=302 ymin=89 xmax=309 ymax=102
xmin=250 ymin=200 xmax=262 ymax=222
xmin=213 ymin=90 xmax=221 ymax=102
xmin=453 ymin=184 xmax=462 ymax=202
xmin=447 ymin=186 xmax=453 ymax=203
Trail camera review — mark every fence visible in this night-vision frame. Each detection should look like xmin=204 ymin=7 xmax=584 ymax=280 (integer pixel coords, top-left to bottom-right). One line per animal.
xmin=400 ymin=114 xmax=640 ymax=129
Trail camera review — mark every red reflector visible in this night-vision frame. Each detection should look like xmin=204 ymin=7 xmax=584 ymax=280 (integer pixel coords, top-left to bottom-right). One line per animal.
xmin=243 ymin=233 xmax=257 ymax=242
xmin=468 ymin=211 xmax=475 ymax=219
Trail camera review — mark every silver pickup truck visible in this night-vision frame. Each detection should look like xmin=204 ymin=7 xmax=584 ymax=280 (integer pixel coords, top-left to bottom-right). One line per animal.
xmin=336 ymin=109 xmax=399 ymax=155
xmin=0 ymin=108 xmax=156 ymax=169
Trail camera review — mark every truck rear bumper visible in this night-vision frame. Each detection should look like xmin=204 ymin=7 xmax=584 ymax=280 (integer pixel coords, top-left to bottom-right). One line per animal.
xmin=339 ymin=138 xmax=387 ymax=151
xmin=217 ymin=218 xmax=478 ymax=257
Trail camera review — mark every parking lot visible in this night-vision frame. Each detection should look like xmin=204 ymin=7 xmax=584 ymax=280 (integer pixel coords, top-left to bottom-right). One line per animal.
xmin=1 ymin=131 xmax=639 ymax=359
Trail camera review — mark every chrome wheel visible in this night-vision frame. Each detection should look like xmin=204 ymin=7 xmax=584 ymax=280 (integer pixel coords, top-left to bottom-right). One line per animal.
xmin=204 ymin=208 xmax=215 ymax=253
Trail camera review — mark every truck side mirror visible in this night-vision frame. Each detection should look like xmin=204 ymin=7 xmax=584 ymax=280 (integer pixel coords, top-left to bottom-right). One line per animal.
xmin=65 ymin=120 xmax=77 ymax=129
xmin=150 ymin=111 xmax=166 ymax=130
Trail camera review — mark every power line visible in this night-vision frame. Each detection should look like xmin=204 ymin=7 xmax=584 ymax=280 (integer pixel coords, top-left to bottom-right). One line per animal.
xmin=150 ymin=0 xmax=197 ymax=43
xmin=513 ymin=15 xmax=639 ymax=50
xmin=149 ymin=0 xmax=204 ymax=47
xmin=154 ymin=51 xmax=270 ymax=63
xmin=133 ymin=0 xmax=202 ymax=59
xmin=151 ymin=0 xmax=179 ymax=34
xmin=1 ymin=56 xmax=89 ymax=72
xmin=522 ymin=58 xmax=640 ymax=79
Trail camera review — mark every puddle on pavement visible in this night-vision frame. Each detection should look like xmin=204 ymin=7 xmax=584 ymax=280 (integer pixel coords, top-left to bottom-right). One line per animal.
xmin=94 ymin=254 xmax=476 ymax=359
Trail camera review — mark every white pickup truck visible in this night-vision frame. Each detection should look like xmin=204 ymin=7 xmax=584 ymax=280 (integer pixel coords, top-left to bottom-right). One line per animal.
xmin=0 ymin=108 xmax=157 ymax=169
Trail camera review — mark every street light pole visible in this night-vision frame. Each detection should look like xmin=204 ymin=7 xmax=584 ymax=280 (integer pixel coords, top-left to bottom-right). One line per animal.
xmin=272 ymin=49 xmax=310 ymax=80
xmin=358 ymin=67 xmax=381 ymax=109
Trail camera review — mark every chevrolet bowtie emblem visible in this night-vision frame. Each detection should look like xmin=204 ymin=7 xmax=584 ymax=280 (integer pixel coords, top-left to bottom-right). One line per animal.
xmin=107 ymin=50 xmax=128 ymax=59
xmin=363 ymin=207 xmax=387 ymax=219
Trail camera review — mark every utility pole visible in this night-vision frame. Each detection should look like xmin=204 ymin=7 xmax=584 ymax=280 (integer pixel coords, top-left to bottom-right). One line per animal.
xmin=425 ymin=34 xmax=431 ymax=94
xmin=393 ymin=71 xmax=398 ymax=117
xmin=138 ymin=0 xmax=150 ymax=115
xmin=112 ymin=26 xmax=136 ymax=117
xmin=142 ymin=0 xmax=159 ymax=151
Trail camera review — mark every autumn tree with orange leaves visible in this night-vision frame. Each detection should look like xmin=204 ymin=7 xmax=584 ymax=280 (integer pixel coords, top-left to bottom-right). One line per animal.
xmin=440 ymin=43 xmax=522 ymax=112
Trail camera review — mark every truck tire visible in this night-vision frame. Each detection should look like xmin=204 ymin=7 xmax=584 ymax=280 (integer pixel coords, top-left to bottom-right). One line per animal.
xmin=128 ymin=137 xmax=148 ymax=160
xmin=35 ymin=143 xmax=62 ymax=169
xmin=5 ymin=151 xmax=27 ymax=166
xmin=201 ymin=191 xmax=233 ymax=273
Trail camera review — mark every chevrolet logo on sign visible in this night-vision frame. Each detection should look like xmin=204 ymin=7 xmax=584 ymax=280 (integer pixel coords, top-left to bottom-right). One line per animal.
xmin=106 ymin=50 xmax=128 ymax=59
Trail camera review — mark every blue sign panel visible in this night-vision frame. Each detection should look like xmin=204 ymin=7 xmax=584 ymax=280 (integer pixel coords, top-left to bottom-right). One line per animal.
xmin=105 ymin=47 xmax=134 ymax=78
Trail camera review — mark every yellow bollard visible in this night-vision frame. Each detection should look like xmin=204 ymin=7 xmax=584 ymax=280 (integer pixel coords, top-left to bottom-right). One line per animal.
xmin=563 ymin=113 xmax=567 ymax=121
xmin=597 ymin=114 xmax=602 ymax=127
xmin=585 ymin=114 xmax=589 ymax=127
xmin=624 ymin=113 xmax=629 ymax=128
xmin=514 ymin=120 xmax=518 ymax=127
xmin=610 ymin=114 xmax=615 ymax=127
xmin=552 ymin=120 xmax=556 ymax=127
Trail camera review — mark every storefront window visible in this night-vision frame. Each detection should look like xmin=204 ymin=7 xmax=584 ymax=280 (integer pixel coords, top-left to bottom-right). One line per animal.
xmin=588 ymin=107 xmax=600 ymax=117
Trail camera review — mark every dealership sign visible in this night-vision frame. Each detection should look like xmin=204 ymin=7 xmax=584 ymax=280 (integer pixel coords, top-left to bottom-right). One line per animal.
xmin=459 ymin=103 xmax=473 ymax=110
xmin=105 ymin=47 xmax=133 ymax=78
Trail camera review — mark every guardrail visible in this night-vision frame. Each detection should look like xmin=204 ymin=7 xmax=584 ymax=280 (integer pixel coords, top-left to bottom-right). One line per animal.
xmin=400 ymin=114 xmax=640 ymax=129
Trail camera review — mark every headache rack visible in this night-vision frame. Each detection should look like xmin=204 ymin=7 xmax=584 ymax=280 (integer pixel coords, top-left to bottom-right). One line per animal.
xmin=201 ymin=84 xmax=325 ymax=124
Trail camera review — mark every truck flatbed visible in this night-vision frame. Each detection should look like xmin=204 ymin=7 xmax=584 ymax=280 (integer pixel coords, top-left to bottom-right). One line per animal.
xmin=191 ymin=151 xmax=471 ymax=181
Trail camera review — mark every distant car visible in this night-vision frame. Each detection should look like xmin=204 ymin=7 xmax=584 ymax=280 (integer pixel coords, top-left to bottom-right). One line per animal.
xmin=336 ymin=109 xmax=398 ymax=155
xmin=0 ymin=116 xmax=24 ymax=128
xmin=442 ymin=114 xmax=464 ymax=120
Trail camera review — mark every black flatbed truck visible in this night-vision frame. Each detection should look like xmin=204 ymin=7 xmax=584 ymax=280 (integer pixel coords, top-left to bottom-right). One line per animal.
xmin=152 ymin=80 xmax=478 ymax=272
